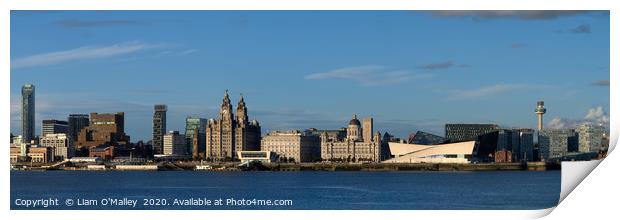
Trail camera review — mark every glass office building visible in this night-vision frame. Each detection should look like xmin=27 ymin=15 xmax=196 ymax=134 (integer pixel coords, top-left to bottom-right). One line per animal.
xmin=21 ymin=84 xmax=35 ymax=144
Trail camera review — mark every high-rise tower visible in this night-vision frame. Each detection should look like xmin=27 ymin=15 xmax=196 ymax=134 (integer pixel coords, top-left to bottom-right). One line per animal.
xmin=21 ymin=84 xmax=35 ymax=144
xmin=535 ymin=101 xmax=547 ymax=130
xmin=153 ymin=104 xmax=167 ymax=154
xmin=68 ymin=114 xmax=89 ymax=142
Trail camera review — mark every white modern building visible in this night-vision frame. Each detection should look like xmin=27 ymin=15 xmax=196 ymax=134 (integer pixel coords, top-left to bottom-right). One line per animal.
xmin=383 ymin=141 xmax=476 ymax=164
xmin=237 ymin=151 xmax=277 ymax=163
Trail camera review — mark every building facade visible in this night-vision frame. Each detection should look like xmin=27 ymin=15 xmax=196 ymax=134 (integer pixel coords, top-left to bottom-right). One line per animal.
xmin=576 ymin=124 xmax=604 ymax=153
xmin=472 ymin=128 xmax=535 ymax=162
xmin=75 ymin=112 xmax=130 ymax=148
xmin=538 ymin=129 xmax=578 ymax=160
xmin=39 ymin=133 xmax=74 ymax=160
xmin=68 ymin=114 xmax=89 ymax=142
xmin=21 ymin=84 xmax=35 ymax=144
xmin=205 ymin=91 xmax=261 ymax=161
xmin=517 ymin=130 xmax=535 ymax=162
xmin=305 ymin=128 xmax=346 ymax=142
xmin=152 ymin=104 xmax=167 ymax=155
xmin=89 ymin=146 xmax=115 ymax=160
xmin=10 ymin=147 xmax=53 ymax=164
xmin=42 ymin=119 xmax=68 ymax=136
xmin=261 ymin=130 xmax=321 ymax=162
xmin=163 ymin=131 xmax=186 ymax=156
xmin=321 ymin=115 xmax=382 ymax=162
xmin=385 ymin=141 xmax=476 ymax=164
xmin=445 ymin=124 xmax=499 ymax=142
xmin=185 ymin=117 xmax=207 ymax=159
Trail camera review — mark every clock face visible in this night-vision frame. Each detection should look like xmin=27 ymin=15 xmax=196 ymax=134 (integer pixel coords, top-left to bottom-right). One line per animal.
xmin=222 ymin=109 xmax=228 ymax=114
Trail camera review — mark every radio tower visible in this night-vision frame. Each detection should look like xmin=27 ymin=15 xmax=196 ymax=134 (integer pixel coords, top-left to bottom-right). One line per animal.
xmin=535 ymin=101 xmax=547 ymax=130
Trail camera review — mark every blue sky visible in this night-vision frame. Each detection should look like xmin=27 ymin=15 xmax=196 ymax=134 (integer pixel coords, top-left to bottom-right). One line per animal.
xmin=10 ymin=11 xmax=610 ymax=141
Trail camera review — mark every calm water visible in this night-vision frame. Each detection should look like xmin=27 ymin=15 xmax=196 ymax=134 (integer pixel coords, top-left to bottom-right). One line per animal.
xmin=10 ymin=170 xmax=560 ymax=210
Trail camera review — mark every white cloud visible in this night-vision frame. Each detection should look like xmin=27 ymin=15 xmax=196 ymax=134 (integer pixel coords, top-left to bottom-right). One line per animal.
xmin=546 ymin=106 xmax=610 ymax=129
xmin=584 ymin=106 xmax=610 ymax=125
xmin=304 ymin=65 xmax=430 ymax=86
xmin=11 ymin=41 xmax=164 ymax=69
xmin=546 ymin=117 xmax=578 ymax=130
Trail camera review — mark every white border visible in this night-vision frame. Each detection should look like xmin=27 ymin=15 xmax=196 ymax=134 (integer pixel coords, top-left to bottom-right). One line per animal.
xmin=1 ymin=0 xmax=616 ymax=219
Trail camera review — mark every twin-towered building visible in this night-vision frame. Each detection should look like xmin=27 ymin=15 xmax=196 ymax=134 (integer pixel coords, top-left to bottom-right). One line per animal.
xmin=205 ymin=90 xmax=261 ymax=161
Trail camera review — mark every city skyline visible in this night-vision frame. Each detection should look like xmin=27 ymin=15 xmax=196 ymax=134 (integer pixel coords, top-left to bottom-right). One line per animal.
xmin=10 ymin=11 xmax=610 ymax=141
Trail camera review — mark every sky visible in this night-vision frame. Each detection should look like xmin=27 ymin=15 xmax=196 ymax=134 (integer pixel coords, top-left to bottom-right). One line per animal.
xmin=10 ymin=10 xmax=610 ymax=141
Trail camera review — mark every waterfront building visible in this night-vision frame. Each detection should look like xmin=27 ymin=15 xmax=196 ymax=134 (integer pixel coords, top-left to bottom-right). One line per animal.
xmin=384 ymin=141 xmax=476 ymax=164
xmin=261 ymin=130 xmax=321 ymax=162
xmin=29 ymin=147 xmax=53 ymax=163
xmin=21 ymin=83 xmax=35 ymax=144
xmin=163 ymin=131 xmax=186 ymax=156
xmin=88 ymin=146 xmax=115 ymax=160
xmin=205 ymin=91 xmax=261 ymax=161
xmin=517 ymin=130 xmax=535 ymax=162
xmin=445 ymin=124 xmax=499 ymax=142
xmin=237 ymin=151 xmax=277 ymax=163
xmin=538 ymin=129 xmax=578 ymax=160
xmin=10 ymin=148 xmax=20 ymax=164
xmin=473 ymin=128 xmax=535 ymax=162
xmin=152 ymin=104 xmax=167 ymax=155
xmin=407 ymin=131 xmax=448 ymax=145
xmin=494 ymin=150 xmax=513 ymax=163
xmin=42 ymin=119 xmax=68 ymax=136
xmin=68 ymin=114 xmax=89 ymax=142
xmin=11 ymin=135 xmax=23 ymax=148
xmin=39 ymin=133 xmax=74 ymax=160
xmin=185 ymin=117 xmax=207 ymax=159
xmin=320 ymin=115 xmax=382 ymax=162
xmin=75 ymin=112 xmax=130 ymax=149
xmin=576 ymin=124 xmax=604 ymax=153
xmin=10 ymin=147 xmax=53 ymax=163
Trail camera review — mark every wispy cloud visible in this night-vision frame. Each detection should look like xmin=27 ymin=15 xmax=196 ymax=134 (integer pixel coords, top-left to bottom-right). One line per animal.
xmin=510 ymin=43 xmax=525 ymax=49
xmin=569 ymin=24 xmax=592 ymax=34
xmin=417 ymin=61 xmax=470 ymax=70
xmin=304 ymin=65 xmax=430 ymax=86
xmin=55 ymin=19 xmax=146 ymax=28
xmin=418 ymin=61 xmax=453 ymax=70
xmin=430 ymin=10 xmax=598 ymax=20
xmin=547 ymin=106 xmax=610 ymax=129
xmin=450 ymin=84 xmax=549 ymax=100
xmin=592 ymin=80 xmax=609 ymax=86
xmin=179 ymin=49 xmax=200 ymax=56
xmin=11 ymin=41 xmax=165 ymax=69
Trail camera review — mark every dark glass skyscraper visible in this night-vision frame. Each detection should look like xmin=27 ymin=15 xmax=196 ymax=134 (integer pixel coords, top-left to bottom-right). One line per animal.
xmin=42 ymin=119 xmax=68 ymax=136
xmin=21 ymin=84 xmax=35 ymax=144
xmin=68 ymin=114 xmax=89 ymax=142
xmin=152 ymin=104 xmax=167 ymax=155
